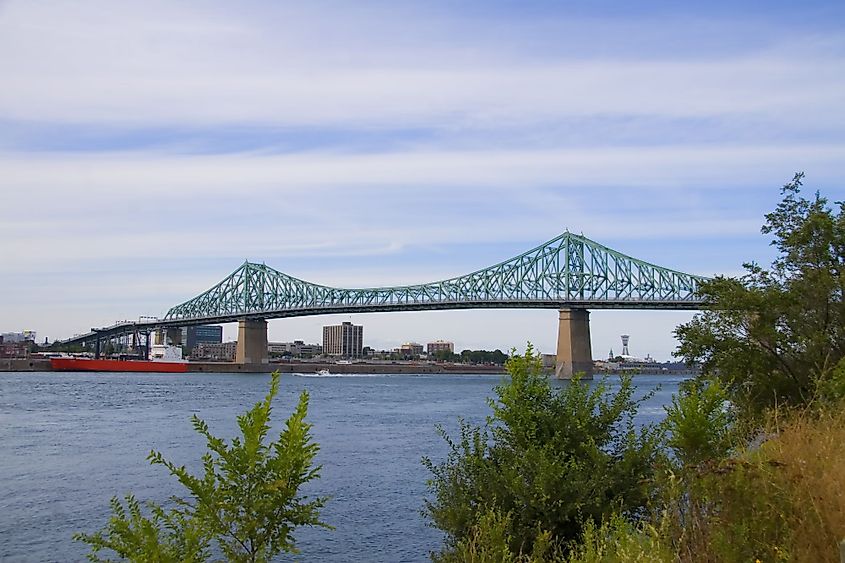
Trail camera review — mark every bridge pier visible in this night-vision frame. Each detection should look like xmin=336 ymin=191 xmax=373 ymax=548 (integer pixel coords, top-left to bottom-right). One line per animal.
xmin=236 ymin=319 xmax=268 ymax=364
xmin=555 ymin=308 xmax=593 ymax=379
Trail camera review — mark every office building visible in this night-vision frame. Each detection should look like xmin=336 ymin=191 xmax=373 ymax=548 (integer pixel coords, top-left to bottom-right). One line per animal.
xmin=181 ymin=325 xmax=223 ymax=352
xmin=398 ymin=342 xmax=424 ymax=357
xmin=268 ymin=340 xmax=322 ymax=358
xmin=322 ymin=322 xmax=363 ymax=358
xmin=427 ymin=340 xmax=454 ymax=355
xmin=193 ymin=341 xmax=236 ymax=362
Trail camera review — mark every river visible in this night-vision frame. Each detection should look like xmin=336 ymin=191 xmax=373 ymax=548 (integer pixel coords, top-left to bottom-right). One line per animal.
xmin=0 ymin=372 xmax=685 ymax=562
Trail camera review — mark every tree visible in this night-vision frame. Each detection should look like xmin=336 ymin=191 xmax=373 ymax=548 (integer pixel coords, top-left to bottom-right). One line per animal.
xmin=675 ymin=173 xmax=845 ymax=415
xmin=423 ymin=345 xmax=663 ymax=559
xmin=75 ymin=372 xmax=330 ymax=562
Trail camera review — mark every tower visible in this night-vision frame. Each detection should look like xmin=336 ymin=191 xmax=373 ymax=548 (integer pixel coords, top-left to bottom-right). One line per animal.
xmin=621 ymin=335 xmax=630 ymax=357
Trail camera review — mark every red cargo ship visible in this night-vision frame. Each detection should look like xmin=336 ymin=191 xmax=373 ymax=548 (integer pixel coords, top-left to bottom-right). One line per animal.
xmin=50 ymin=357 xmax=189 ymax=373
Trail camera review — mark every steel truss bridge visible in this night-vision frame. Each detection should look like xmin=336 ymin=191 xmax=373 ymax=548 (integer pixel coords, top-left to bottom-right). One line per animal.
xmin=166 ymin=231 xmax=706 ymax=323
xmin=59 ymin=231 xmax=707 ymax=351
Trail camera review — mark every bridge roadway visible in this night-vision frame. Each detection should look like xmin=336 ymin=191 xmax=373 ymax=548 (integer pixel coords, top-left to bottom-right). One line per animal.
xmin=56 ymin=232 xmax=708 ymax=378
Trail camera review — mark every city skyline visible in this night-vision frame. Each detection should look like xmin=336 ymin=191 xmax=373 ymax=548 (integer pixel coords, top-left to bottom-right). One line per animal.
xmin=2 ymin=1 xmax=845 ymax=360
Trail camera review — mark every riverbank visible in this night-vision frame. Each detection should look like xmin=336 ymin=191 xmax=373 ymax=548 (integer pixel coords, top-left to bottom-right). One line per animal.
xmin=0 ymin=358 xmax=508 ymax=375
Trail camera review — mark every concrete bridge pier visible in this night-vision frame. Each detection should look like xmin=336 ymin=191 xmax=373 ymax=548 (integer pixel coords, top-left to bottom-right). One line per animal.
xmin=555 ymin=308 xmax=594 ymax=379
xmin=236 ymin=319 xmax=269 ymax=364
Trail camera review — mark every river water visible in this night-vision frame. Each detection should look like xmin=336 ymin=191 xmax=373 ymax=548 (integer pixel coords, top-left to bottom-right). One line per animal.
xmin=0 ymin=372 xmax=685 ymax=562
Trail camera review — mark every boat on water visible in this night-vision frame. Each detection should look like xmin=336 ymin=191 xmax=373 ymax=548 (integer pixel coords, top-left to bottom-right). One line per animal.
xmin=50 ymin=357 xmax=189 ymax=373
xmin=315 ymin=368 xmax=331 ymax=376
xmin=50 ymin=345 xmax=189 ymax=373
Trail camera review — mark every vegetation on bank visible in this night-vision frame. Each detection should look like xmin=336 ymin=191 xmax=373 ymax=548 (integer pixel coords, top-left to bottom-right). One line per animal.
xmin=77 ymin=174 xmax=844 ymax=561
xmin=423 ymin=173 xmax=845 ymax=562
xmin=75 ymin=372 xmax=329 ymax=563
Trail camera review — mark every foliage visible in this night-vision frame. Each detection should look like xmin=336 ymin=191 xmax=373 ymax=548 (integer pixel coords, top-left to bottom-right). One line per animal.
xmin=73 ymin=495 xmax=209 ymax=562
xmin=432 ymin=350 xmax=460 ymax=362
xmin=75 ymin=372 xmax=329 ymax=562
xmin=661 ymin=405 xmax=845 ymax=562
xmin=664 ymin=378 xmax=734 ymax=467
xmin=566 ymin=513 xmax=673 ymax=563
xmin=423 ymin=344 xmax=664 ymax=559
xmin=675 ymin=173 xmax=845 ymax=416
xmin=459 ymin=349 xmax=510 ymax=365
xmin=433 ymin=509 xmax=560 ymax=563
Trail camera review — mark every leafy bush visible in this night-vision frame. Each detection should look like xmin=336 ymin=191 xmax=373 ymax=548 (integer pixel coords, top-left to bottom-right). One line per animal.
xmin=661 ymin=405 xmax=845 ymax=562
xmin=676 ymin=173 xmax=845 ymax=417
xmin=566 ymin=513 xmax=673 ymax=563
xmin=75 ymin=372 xmax=329 ymax=562
xmin=664 ymin=378 xmax=734 ymax=468
xmin=423 ymin=344 xmax=664 ymax=559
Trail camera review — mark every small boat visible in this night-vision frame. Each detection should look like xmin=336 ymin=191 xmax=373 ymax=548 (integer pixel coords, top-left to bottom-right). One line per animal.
xmin=316 ymin=369 xmax=331 ymax=376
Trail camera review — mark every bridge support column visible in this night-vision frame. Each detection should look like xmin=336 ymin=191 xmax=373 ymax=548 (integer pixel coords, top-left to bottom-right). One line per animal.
xmin=555 ymin=308 xmax=593 ymax=380
xmin=236 ymin=319 xmax=268 ymax=365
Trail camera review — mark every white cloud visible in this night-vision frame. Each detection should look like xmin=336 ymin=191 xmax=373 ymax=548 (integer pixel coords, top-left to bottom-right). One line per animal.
xmin=2 ymin=0 xmax=844 ymax=353
xmin=0 ymin=2 xmax=843 ymax=129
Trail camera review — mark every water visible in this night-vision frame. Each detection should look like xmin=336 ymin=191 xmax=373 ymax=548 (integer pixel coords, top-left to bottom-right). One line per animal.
xmin=0 ymin=372 xmax=685 ymax=562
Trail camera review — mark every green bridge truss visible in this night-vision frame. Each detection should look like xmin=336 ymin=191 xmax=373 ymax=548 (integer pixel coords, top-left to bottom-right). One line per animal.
xmin=163 ymin=232 xmax=707 ymax=325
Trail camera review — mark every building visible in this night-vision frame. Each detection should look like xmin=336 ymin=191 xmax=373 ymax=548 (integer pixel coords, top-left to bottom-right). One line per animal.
xmin=193 ymin=341 xmax=237 ymax=362
xmin=322 ymin=322 xmax=363 ymax=358
xmin=1 ymin=331 xmax=36 ymax=344
xmin=427 ymin=340 xmax=454 ymax=355
xmin=0 ymin=334 xmax=30 ymax=358
xmin=268 ymin=340 xmax=322 ymax=358
xmin=397 ymin=342 xmax=424 ymax=357
xmin=181 ymin=325 xmax=223 ymax=353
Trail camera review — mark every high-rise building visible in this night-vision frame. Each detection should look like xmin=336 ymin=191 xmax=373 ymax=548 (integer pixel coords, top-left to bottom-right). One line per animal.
xmin=621 ymin=335 xmax=630 ymax=357
xmin=427 ymin=340 xmax=454 ymax=355
xmin=322 ymin=322 xmax=363 ymax=358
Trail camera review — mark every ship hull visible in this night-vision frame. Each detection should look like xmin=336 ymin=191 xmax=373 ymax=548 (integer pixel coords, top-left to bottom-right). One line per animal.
xmin=50 ymin=358 xmax=189 ymax=373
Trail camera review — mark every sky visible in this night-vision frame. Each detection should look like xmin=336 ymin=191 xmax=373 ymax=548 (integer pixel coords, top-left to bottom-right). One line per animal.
xmin=2 ymin=0 xmax=844 ymax=360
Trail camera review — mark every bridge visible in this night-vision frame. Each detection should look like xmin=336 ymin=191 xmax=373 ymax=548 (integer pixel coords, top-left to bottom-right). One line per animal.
xmin=60 ymin=231 xmax=708 ymax=377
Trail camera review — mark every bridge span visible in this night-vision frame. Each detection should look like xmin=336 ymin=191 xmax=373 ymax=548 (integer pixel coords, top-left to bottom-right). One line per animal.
xmin=60 ymin=232 xmax=707 ymax=378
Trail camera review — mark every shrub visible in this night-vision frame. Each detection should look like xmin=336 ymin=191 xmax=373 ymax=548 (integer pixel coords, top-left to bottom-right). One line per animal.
xmin=75 ymin=372 xmax=329 ymax=562
xmin=423 ymin=344 xmax=664 ymax=559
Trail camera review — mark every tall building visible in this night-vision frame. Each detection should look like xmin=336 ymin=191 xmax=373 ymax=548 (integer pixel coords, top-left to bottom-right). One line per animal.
xmin=427 ymin=340 xmax=454 ymax=355
xmin=322 ymin=322 xmax=363 ymax=358
xmin=181 ymin=325 xmax=223 ymax=352
xmin=621 ymin=335 xmax=630 ymax=357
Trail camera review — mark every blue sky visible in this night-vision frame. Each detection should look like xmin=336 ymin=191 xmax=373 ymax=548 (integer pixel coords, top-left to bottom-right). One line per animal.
xmin=2 ymin=0 xmax=844 ymax=359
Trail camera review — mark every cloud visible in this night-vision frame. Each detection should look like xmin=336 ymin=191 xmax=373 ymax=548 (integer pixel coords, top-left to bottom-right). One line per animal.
xmin=2 ymin=0 xmax=844 ymax=355
xmin=1 ymin=2 xmax=844 ymax=131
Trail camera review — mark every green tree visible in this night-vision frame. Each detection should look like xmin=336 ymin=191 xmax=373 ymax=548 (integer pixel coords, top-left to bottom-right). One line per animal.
xmin=424 ymin=345 xmax=663 ymax=559
xmin=75 ymin=372 xmax=330 ymax=562
xmin=432 ymin=350 xmax=459 ymax=362
xmin=663 ymin=379 xmax=733 ymax=468
xmin=675 ymin=173 xmax=845 ymax=416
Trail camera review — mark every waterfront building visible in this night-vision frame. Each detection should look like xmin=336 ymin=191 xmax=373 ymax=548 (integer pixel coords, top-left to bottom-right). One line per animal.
xmin=397 ymin=342 xmax=424 ymax=357
xmin=0 ymin=337 xmax=30 ymax=358
xmin=426 ymin=340 xmax=454 ymax=355
xmin=181 ymin=325 xmax=223 ymax=352
xmin=1 ymin=331 xmax=36 ymax=343
xmin=192 ymin=341 xmax=236 ymax=361
xmin=268 ymin=340 xmax=322 ymax=358
xmin=322 ymin=321 xmax=363 ymax=358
